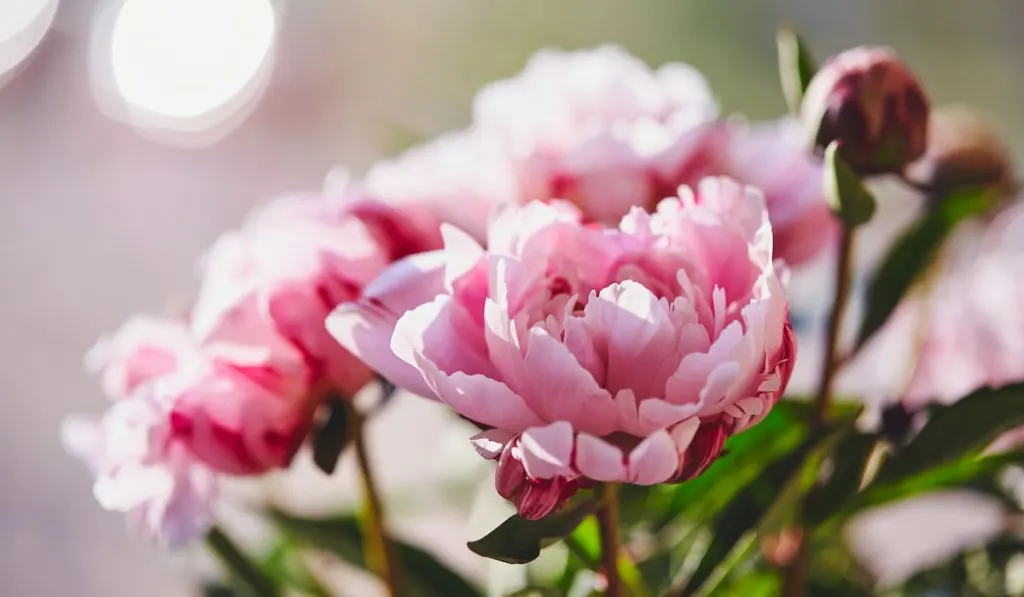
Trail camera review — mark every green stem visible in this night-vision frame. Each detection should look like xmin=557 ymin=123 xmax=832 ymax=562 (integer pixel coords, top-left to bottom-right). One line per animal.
xmin=350 ymin=406 xmax=403 ymax=597
xmin=206 ymin=526 xmax=278 ymax=597
xmin=813 ymin=227 xmax=856 ymax=428
xmin=597 ymin=483 xmax=623 ymax=597
xmin=783 ymin=226 xmax=857 ymax=597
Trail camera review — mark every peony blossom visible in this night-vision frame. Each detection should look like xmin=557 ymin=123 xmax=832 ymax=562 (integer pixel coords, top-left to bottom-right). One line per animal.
xmin=330 ymin=177 xmax=795 ymax=518
xmin=361 ymin=130 xmax=517 ymax=243
xmin=693 ymin=118 xmax=838 ymax=265
xmin=191 ymin=194 xmax=393 ymax=398
xmin=846 ymin=201 xmax=1024 ymax=410
xmin=61 ymin=377 xmax=218 ymax=548
xmin=473 ymin=45 xmax=719 ymax=226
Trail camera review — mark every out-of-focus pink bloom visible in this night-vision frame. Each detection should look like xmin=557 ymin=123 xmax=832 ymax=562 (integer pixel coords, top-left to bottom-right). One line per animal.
xmin=694 ymin=119 xmax=838 ymax=265
xmin=473 ymin=45 xmax=719 ymax=225
xmin=85 ymin=315 xmax=198 ymax=399
xmin=845 ymin=490 xmax=1008 ymax=587
xmin=192 ymin=194 xmax=391 ymax=397
xmin=849 ymin=201 xmax=1024 ymax=409
xmin=60 ymin=393 xmax=218 ymax=548
xmin=361 ymin=130 xmax=516 ymax=242
xmin=330 ymin=177 xmax=794 ymax=518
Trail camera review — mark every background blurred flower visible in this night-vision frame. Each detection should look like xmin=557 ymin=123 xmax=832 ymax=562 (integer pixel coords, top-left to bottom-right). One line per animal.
xmin=330 ymin=177 xmax=794 ymax=518
xmin=473 ymin=45 xmax=719 ymax=225
xmin=692 ymin=117 xmax=837 ymax=265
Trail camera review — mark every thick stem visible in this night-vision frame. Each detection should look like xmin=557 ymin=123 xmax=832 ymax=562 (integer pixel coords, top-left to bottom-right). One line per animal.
xmin=597 ymin=483 xmax=623 ymax=597
xmin=783 ymin=226 xmax=857 ymax=597
xmin=350 ymin=408 xmax=403 ymax=597
xmin=813 ymin=227 xmax=857 ymax=428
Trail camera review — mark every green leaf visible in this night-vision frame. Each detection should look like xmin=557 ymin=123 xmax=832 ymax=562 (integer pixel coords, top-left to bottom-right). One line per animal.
xmin=854 ymin=187 xmax=996 ymax=351
xmin=649 ymin=404 xmax=810 ymax=532
xmin=201 ymin=584 xmax=239 ymax=597
xmin=824 ymin=142 xmax=878 ymax=228
xmin=777 ymin=28 xmax=817 ymax=115
xmin=467 ymin=498 xmax=601 ymax=565
xmin=272 ymin=511 xmax=483 ymax=597
xmin=205 ymin=527 xmax=280 ymax=597
xmin=875 ymin=383 xmax=1024 ymax=484
xmin=311 ymin=399 xmax=352 ymax=475
xmin=679 ymin=432 xmax=821 ymax=594
xmin=806 ymin=432 xmax=879 ymax=525
xmin=864 ymin=450 xmax=1024 ymax=509
xmin=262 ymin=539 xmax=331 ymax=597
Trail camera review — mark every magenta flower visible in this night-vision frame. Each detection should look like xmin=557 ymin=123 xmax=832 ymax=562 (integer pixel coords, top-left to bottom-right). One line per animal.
xmin=473 ymin=45 xmax=719 ymax=225
xmin=330 ymin=177 xmax=795 ymax=518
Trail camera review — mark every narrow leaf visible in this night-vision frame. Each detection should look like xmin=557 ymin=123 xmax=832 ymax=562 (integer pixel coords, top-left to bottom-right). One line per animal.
xmin=311 ymin=400 xmax=351 ymax=475
xmin=272 ymin=511 xmax=482 ymax=597
xmin=777 ymin=28 xmax=817 ymax=114
xmin=205 ymin=527 xmax=280 ymax=597
xmin=467 ymin=498 xmax=601 ymax=564
xmin=854 ymin=187 xmax=996 ymax=351
xmin=263 ymin=539 xmax=332 ymax=597
xmin=806 ymin=432 xmax=879 ymax=524
xmin=824 ymin=142 xmax=877 ymax=228
xmin=875 ymin=382 xmax=1024 ymax=484
xmin=679 ymin=434 xmax=820 ymax=594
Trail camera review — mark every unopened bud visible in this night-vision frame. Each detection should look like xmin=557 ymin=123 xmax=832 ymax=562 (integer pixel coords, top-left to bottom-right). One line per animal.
xmin=904 ymin=103 xmax=1014 ymax=196
xmin=802 ymin=46 xmax=929 ymax=176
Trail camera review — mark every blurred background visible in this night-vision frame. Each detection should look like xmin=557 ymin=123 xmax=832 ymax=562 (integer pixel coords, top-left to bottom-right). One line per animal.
xmin=2 ymin=0 xmax=1023 ymax=595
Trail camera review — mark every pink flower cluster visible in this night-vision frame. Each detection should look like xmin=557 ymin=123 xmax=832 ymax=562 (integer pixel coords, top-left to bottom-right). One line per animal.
xmin=331 ymin=178 xmax=795 ymax=519
xmin=63 ymin=45 xmax=818 ymax=543
xmin=367 ymin=45 xmax=836 ymax=266
xmin=61 ymin=191 xmax=432 ymax=546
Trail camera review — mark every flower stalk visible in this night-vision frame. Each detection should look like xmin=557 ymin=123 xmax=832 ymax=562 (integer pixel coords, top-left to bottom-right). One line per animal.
xmin=350 ymin=405 xmax=403 ymax=597
xmin=813 ymin=226 xmax=857 ymax=427
xmin=597 ymin=483 xmax=624 ymax=597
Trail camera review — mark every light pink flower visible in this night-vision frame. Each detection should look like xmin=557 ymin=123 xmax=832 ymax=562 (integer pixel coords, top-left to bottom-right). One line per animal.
xmin=330 ymin=177 xmax=794 ymax=518
xmin=192 ymin=194 xmax=391 ymax=397
xmin=361 ymin=130 xmax=516 ymax=242
xmin=473 ymin=45 xmax=719 ymax=225
xmin=61 ymin=392 xmax=218 ymax=548
xmin=85 ymin=315 xmax=198 ymax=398
xmin=849 ymin=201 xmax=1024 ymax=409
xmin=693 ymin=119 xmax=838 ymax=265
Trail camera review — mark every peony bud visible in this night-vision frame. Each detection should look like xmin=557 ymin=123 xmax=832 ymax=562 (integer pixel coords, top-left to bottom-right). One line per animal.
xmin=904 ymin=103 xmax=1014 ymax=196
xmin=801 ymin=46 xmax=929 ymax=175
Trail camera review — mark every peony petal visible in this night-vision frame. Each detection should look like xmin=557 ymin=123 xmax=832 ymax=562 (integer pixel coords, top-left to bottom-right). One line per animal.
xmin=470 ymin=429 xmax=516 ymax=460
xmin=520 ymin=328 xmax=619 ymax=436
xmin=669 ymin=418 xmax=701 ymax=453
xmin=520 ymin=422 xmax=576 ymax=479
xmin=414 ymin=353 xmax=542 ymax=431
xmin=575 ymin=434 xmax=626 ymax=482
xmin=627 ymin=429 xmax=679 ymax=484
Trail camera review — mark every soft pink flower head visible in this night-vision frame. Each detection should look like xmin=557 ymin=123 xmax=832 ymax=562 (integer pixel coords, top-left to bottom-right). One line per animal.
xmin=61 ymin=392 xmax=218 ymax=548
xmin=473 ymin=45 xmax=719 ymax=225
xmin=192 ymin=194 xmax=390 ymax=397
xmin=851 ymin=201 xmax=1024 ymax=410
xmin=694 ymin=118 xmax=838 ymax=266
xmin=361 ymin=130 xmax=516 ymax=243
xmin=85 ymin=315 xmax=198 ymax=399
xmin=77 ymin=315 xmax=318 ymax=476
xmin=330 ymin=177 xmax=794 ymax=518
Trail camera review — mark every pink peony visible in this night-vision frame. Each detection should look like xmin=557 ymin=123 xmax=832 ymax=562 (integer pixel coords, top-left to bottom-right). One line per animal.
xmin=61 ymin=384 xmax=218 ymax=548
xmin=473 ymin=45 xmax=719 ymax=225
xmin=361 ymin=130 xmax=516 ymax=243
xmin=850 ymin=201 xmax=1024 ymax=409
xmin=693 ymin=118 xmax=838 ymax=265
xmin=330 ymin=177 xmax=795 ymax=518
xmin=191 ymin=194 xmax=392 ymax=397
